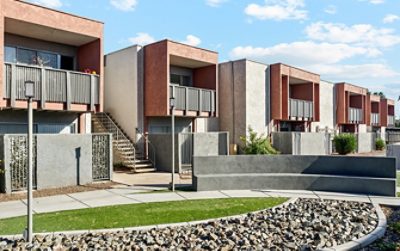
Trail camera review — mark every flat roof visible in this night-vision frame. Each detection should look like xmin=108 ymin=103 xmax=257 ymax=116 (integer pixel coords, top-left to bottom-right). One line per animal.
xmin=145 ymin=39 xmax=218 ymax=54
xmin=16 ymin=0 xmax=103 ymax=24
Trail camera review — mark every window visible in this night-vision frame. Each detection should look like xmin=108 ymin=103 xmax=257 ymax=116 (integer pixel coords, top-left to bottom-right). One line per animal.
xmin=170 ymin=74 xmax=192 ymax=87
xmin=17 ymin=48 xmax=37 ymax=65
xmin=37 ymin=51 xmax=58 ymax=68
xmin=5 ymin=46 xmax=16 ymax=63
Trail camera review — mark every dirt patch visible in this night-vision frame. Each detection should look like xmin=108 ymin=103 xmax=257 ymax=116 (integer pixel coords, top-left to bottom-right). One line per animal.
xmin=0 ymin=182 xmax=119 ymax=202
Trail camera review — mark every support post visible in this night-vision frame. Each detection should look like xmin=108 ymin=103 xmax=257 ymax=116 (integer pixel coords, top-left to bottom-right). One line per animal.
xmin=27 ymin=97 xmax=33 ymax=243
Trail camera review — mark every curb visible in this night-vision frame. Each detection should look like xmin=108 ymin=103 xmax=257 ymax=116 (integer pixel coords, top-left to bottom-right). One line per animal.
xmin=321 ymin=203 xmax=387 ymax=251
xmin=0 ymin=197 xmax=296 ymax=240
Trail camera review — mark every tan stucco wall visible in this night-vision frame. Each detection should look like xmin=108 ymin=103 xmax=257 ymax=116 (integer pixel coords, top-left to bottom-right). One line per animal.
xmin=104 ymin=46 xmax=141 ymax=141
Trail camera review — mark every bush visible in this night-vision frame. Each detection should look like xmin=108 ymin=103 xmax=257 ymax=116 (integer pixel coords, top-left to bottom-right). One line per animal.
xmin=240 ymin=127 xmax=278 ymax=155
xmin=333 ymin=134 xmax=357 ymax=155
xmin=376 ymin=138 xmax=386 ymax=151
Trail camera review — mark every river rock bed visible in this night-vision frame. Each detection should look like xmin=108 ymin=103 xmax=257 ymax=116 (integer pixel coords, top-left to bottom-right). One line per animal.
xmin=0 ymin=198 xmax=378 ymax=250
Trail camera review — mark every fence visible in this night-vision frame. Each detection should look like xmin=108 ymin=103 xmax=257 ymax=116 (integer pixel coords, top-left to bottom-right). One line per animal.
xmin=0 ymin=134 xmax=112 ymax=193
xmin=272 ymin=132 xmax=331 ymax=155
xmin=4 ymin=63 xmax=100 ymax=109
xmin=387 ymin=131 xmax=400 ymax=145
xmin=349 ymin=107 xmax=363 ymax=123
xmin=169 ymin=84 xmax=216 ymax=113
xmin=289 ymin=98 xmax=313 ymax=119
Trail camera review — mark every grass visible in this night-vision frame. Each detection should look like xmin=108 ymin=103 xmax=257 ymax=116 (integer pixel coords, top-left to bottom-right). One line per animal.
xmin=0 ymin=197 xmax=287 ymax=235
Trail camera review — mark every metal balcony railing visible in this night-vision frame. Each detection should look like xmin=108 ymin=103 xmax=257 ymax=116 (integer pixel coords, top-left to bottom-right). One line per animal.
xmin=4 ymin=63 xmax=100 ymax=110
xmin=169 ymin=84 xmax=216 ymax=114
xmin=289 ymin=98 xmax=313 ymax=119
xmin=349 ymin=107 xmax=363 ymax=123
xmin=371 ymin=113 xmax=380 ymax=125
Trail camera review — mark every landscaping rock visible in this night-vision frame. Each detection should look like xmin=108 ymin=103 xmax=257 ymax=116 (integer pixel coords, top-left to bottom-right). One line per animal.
xmin=0 ymin=199 xmax=378 ymax=250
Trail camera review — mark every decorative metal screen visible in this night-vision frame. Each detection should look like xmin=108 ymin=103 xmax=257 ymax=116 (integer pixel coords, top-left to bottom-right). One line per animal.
xmin=9 ymin=135 xmax=37 ymax=191
xmin=92 ymin=134 xmax=110 ymax=180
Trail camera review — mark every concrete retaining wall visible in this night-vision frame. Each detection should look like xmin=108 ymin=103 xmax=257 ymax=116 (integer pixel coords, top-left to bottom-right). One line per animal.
xmin=387 ymin=143 xmax=400 ymax=170
xmin=193 ymin=155 xmax=396 ymax=196
xmin=357 ymin=133 xmax=375 ymax=153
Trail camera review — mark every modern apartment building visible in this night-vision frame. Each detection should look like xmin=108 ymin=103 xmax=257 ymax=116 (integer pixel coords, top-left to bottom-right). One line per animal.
xmin=0 ymin=0 xmax=103 ymax=134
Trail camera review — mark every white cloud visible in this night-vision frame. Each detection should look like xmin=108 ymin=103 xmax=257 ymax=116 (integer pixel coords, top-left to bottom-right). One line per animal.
xmin=244 ymin=0 xmax=307 ymax=21
xmin=128 ymin=33 xmax=155 ymax=45
xmin=308 ymin=64 xmax=398 ymax=80
xmin=181 ymin=35 xmax=202 ymax=47
xmin=359 ymin=0 xmax=384 ymax=4
xmin=383 ymin=14 xmax=399 ymax=24
xmin=230 ymin=41 xmax=380 ymax=66
xmin=324 ymin=5 xmax=337 ymax=15
xmin=110 ymin=0 xmax=137 ymax=11
xmin=305 ymin=22 xmax=400 ymax=48
xmin=206 ymin=0 xmax=227 ymax=7
xmin=25 ymin=0 xmax=63 ymax=8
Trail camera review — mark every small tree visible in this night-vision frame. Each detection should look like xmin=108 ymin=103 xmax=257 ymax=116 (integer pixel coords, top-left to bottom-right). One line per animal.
xmin=240 ymin=127 xmax=278 ymax=155
xmin=375 ymin=138 xmax=386 ymax=151
xmin=333 ymin=134 xmax=357 ymax=155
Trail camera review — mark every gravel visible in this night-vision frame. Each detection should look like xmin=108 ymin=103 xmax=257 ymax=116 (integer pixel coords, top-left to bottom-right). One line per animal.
xmin=0 ymin=198 xmax=379 ymax=250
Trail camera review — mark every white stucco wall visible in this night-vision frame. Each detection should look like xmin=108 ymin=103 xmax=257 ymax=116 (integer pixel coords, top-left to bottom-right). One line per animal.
xmin=311 ymin=80 xmax=336 ymax=133
xmin=104 ymin=45 xmax=142 ymax=141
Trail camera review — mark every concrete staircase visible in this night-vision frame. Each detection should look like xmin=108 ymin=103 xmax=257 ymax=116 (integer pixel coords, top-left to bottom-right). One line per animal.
xmin=92 ymin=112 xmax=156 ymax=173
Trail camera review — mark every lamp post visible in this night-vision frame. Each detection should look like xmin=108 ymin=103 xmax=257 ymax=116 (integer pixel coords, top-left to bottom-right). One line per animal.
xmin=24 ymin=80 xmax=35 ymax=243
xmin=170 ymin=96 xmax=175 ymax=192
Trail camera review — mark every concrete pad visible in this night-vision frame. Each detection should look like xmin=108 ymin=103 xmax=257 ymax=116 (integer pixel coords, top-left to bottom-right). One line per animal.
xmin=22 ymin=195 xmax=88 ymax=213
xmin=177 ymin=191 xmax=228 ymax=200
xmin=220 ymin=190 xmax=271 ymax=198
xmin=0 ymin=200 xmax=27 ymax=219
xmin=125 ymin=192 xmax=185 ymax=203
xmin=369 ymin=196 xmax=400 ymax=206
xmin=262 ymin=190 xmax=319 ymax=199
xmin=69 ymin=190 xmax=138 ymax=208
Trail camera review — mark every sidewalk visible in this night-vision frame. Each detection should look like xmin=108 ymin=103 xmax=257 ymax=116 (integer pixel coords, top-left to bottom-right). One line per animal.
xmin=1 ymin=188 xmax=400 ymax=220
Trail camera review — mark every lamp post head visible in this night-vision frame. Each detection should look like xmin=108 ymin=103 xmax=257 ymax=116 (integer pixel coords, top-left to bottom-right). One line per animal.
xmin=24 ymin=81 xmax=35 ymax=99
xmin=170 ymin=97 xmax=175 ymax=109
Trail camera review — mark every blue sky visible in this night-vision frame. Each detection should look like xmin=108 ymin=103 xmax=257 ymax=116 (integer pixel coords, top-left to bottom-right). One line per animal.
xmin=28 ymin=0 xmax=400 ymax=112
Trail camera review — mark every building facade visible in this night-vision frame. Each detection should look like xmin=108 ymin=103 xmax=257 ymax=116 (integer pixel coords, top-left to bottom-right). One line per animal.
xmin=0 ymin=0 xmax=103 ymax=134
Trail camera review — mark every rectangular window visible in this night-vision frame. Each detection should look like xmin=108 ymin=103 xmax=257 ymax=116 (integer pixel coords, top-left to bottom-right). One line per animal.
xmin=5 ymin=46 xmax=17 ymax=63
xmin=170 ymin=74 xmax=192 ymax=86
xmin=17 ymin=48 xmax=37 ymax=65
xmin=170 ymin=74 xmax=181 ymax=85
xmin=37 ymin=51 xmax=58 ymax=68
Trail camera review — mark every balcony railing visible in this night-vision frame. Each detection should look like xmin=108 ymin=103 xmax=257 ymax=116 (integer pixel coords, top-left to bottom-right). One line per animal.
xmin=388 ymin=115 xmax=395 ymax=126
xmin=371 ymin=113 xmax=380 ymax=125
xmin=349 ymin=107 xmax=363 ymax=123
xmin=289 ymin=98 xmax=313 ymax=119
xmin=4 ymin=63 xmax=100 ymax=110
xmin=169 ymin=84 xmax=216 ymax=114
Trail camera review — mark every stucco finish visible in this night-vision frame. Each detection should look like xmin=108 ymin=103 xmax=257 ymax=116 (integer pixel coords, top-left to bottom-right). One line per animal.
xmin=311 ymin=80 xmax=335 ymax=132
xmin=193 ymin=132 xmax=229 ymax=157
xmin=193 ymin=155 xmax=396 ymax=196
xmin=272 ymin=132 xmax=330 ymax=155
xmin=357 ymin=133 xmax=375 ymax=153
xmin=387 ymin=143 xmax=400 ymax=170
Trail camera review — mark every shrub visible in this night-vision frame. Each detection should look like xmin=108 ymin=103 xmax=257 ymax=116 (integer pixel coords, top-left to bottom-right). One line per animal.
xmin=333 ymin=134 xmax=357 ymax=155
xmin=376 ymin=138 xmax=386 ymax=151
xmin=240 ymin=127 xmax=278 ymax=155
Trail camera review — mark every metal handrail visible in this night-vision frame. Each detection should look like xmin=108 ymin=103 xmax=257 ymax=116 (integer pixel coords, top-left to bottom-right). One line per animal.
xmin=93 ymin=113 xmax=137 ymax=171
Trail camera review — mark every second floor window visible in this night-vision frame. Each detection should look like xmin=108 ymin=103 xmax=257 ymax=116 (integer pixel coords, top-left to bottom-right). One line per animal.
xmin=170 ymin=74 xmax=191 ymax=87
xmin=5 ymin=46 xmax=59 ymax=69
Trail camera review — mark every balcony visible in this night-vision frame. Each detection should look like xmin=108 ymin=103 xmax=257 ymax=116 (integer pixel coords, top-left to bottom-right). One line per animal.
xmin=169 ymin=84 xmax=216 ymax=115
xmin=289 ymin=98 xmax=313 ymax=120
xmin=349 ymin=107 xmax=363 ymax=123
xmin=371 ymin=113 xmax=380 ymax=125
xmin=4 ymin=63 xmax=99 ymax=110
xmin=388 ymin=115 xmax=395 ymax=126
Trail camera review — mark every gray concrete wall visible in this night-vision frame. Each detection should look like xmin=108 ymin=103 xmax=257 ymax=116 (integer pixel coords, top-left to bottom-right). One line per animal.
xmin=358 ymin=133 xmax=375 ymax=153
xmin=272 ymin=132 xmax=330 ymax=155
xmin=193 ymin=155 xmax=396 ymax=196
xmin=0 ymin=135 xmax=5 ymax=193
xmin=1 ymin=134 xmax=112 ymax=193
xmin=387 ymin=143 xmax=400 ymax=170
xmin=272 ymin=132 xmax=293 ymax=154
xmin=312 ymin=80 xmax=336 ymax=133
xmin=193 ymin=132 xmax=229 ymax=157
xmin=148 ymin=134 xmax=179 ymax=173
xmin=104 ymin=46 xmax=141 ymax=142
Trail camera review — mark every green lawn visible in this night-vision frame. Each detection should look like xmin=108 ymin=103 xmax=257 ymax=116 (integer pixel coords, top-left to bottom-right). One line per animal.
xmin=0 ymin=197 xmax=287 ymax=235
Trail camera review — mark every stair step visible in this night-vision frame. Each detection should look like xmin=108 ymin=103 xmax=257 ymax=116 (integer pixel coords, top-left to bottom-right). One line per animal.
xmin=134 ymin=167 xmax=157 ymax=173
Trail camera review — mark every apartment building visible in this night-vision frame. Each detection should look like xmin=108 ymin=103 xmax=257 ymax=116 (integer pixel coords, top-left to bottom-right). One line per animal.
xmin=0 ymin=0 xmax=103 ymax=134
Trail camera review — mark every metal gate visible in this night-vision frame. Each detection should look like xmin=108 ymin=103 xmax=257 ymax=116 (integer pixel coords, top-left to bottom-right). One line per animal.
xmin=92 ymin=134 xmax=111 ymax=180
xmin=9 ymin=135 xmax=37 ymax=191
xmin=179 ymin=133 xmax=193 ymax=172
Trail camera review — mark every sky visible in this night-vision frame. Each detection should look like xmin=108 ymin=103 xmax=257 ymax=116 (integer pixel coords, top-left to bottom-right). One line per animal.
xmin=26 ymin=0 xmax=400 ymax=114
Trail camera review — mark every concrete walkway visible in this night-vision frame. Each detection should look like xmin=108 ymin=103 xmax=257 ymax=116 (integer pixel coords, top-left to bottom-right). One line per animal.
xmin=1 ymin=188 xmax=400 ymax=220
